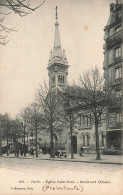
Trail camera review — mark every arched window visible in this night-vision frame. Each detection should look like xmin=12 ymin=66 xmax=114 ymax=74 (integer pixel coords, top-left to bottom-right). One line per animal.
xmin=86 ymin=135 xmax=89 ymax=147
xmin=58 ymin=75 xmax=65 ymax=84
xmin=82 ymin=135 xmax=85 ymax=146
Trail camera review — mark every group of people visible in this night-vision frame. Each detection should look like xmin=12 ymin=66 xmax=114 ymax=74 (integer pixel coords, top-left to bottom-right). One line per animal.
xmin=13 ymin=142 xmax=84 ymax=157
xmin=30 ymin=148 xmax=35 ymax=155
xmin=14 ymin=147 xmax=24 ymax=156
xmin=14 ymin=147 xmax=36 ymax=156
xmin=42 ymin=146 xmax=51 ymax=154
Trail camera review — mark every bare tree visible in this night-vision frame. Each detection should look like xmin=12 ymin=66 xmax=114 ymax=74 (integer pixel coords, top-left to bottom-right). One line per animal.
xmin=58 ymin=86 xmax=78 ymax=159
xmin=18 ymin=107 xmax=30 ymax=157
xmin=75 ymin=67 xmax=113 ymax=160
xmin=0 ymin=114 xmax=7 ymax=155
xmin=27 ymin=102 xmax=43 ymax=157
xmin=36 ymin=83 xmax=64 ymax=158
xmin=9 ymin=118 xmax=23 ymax=142
xmin=4 ymin=113 xmax=11 ymax=156
xmin=0 ymin=0 xmax=45 ymax=45
xmin=0 ymin=113 xmax=22 ymax=156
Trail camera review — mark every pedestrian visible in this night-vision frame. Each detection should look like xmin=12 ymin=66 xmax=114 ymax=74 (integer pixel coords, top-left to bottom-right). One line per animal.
xmin=17 ymin=149 xmax=19 ymax=157
xmin=48 ymin=147 xmax=51 ymax=155
xmin=30 ymin=148 xmax=34 ymax=155
xmin=20 ymin=148 xmax=23 ymax=156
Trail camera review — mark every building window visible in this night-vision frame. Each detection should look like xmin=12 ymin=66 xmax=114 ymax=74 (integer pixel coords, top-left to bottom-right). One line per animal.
xmin=101 ymin=134 xmax=104 ymax=147
xmin=80 ymin=114 xmax=91 ymax=128
xmin=84 ymin=115 xmax=91 ymax=127
xmin=115 ymin=67 xmax=121 ymax=80
xmin=116 ymin=90 xmax=122 ymax=99
xmin=82 ymin=135 xmax=85 ymax=146
xmin=87 ymin=114 xmax=91 ymax=126
xmin=115 ymin=26 xmax=121 ymax=32
xmin=86 ymin=135 xmax=89 ymax=147
xmin=51 ymin=76 xmax=55 ymax=86
xmin=117 ymin=10 xmax=121 ymax=18
xmin=39 ymin=138 xmax=41 ymax=141
xmin=58 ymin=75 xmax=64 ymax=84
xmin=115 ymin=47 xmax=121 ymax=58
xmin=116 ymin=113 xmax=121 ymax=123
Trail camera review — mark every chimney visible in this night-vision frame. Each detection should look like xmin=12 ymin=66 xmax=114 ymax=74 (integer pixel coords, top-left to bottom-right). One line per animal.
xmin=110 ymin=3 xmax=116 ymax=12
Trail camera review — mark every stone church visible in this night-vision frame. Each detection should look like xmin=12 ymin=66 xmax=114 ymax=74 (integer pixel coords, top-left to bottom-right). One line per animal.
xmin=40 ymin=7 xmax=107 ymax=154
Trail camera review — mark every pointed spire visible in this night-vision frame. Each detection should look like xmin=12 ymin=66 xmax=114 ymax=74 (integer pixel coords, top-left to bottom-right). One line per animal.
xmin=48 ymin=7 xmax=68 ymax=66
xmin=52 ymin=6 xmax=62 ymax=62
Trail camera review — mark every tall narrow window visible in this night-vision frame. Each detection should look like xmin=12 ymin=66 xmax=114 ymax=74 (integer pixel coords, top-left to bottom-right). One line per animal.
xmin=82 ymin=135 xmax=85 ymax=146
xmin=85 ymin=115 xmax=88 ymax=126
xmin=116 ymin=113 xmax=121 ymax=123
xmin=58 ymin=75 xmax=65 ymax=84
xmin=115 ymin=47 xmax=121 ymax=58
xmin=115 ymin=26 xmax=121 ymax=32
xmin=115 ymin=67 xmax=121 ymax=80
xmin=88 ymin=114 xmax=91 ymax=126
xmin=116 ymin=90 xmax=122 ymax=99
xmin=85 ymin=114 xmax=91 ymax=127
xmin=62 ymin=76 xmax=64 ymax=83
xmin=86 ymin=135 xmax=89 ymax=147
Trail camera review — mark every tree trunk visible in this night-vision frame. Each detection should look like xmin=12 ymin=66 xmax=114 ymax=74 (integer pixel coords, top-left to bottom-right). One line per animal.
xmin=95 ymin=122 xmax=101 ymax=160
xmin=35 ymin=124 xmax=38 ymax=158
xmin=27 ymin=133 xmax=28 ymax=153
xmin=70 ymin=126 xmax=74 ymax=159
xmin=50 ymin=125 xmax=54 ymax=158
xmin=23 ymin=126 xmax=26 ymax=157
xmin=6 ymin=136 xmax=9 ymax=156
xmin=6 ymin=115 xmax=9 ymax=156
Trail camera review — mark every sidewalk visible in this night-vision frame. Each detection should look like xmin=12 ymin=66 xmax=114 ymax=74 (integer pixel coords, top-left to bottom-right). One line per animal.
xmin=1 ymin=153 xmax=123 ymax=165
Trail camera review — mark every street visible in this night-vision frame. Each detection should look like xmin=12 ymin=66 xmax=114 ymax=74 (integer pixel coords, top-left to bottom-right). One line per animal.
xmin=0 ymin=157 xmax=122 ymax=195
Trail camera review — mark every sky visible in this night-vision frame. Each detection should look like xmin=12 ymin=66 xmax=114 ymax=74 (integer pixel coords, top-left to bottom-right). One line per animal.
xmin=0 ymin=0 xmax=116 ymax=117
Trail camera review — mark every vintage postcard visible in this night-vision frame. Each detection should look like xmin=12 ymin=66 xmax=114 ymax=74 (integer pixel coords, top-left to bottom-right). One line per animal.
xmin=0 ymin=0 xmax=122 ymax=195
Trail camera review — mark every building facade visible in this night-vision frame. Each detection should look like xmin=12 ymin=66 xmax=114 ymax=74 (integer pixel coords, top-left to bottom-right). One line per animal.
xmin=103 ymin=1 xmax=123 ymax=152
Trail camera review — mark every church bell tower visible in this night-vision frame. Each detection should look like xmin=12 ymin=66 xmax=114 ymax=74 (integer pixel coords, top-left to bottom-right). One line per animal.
xmin=47 ymin=7 xmax=69 ymax=91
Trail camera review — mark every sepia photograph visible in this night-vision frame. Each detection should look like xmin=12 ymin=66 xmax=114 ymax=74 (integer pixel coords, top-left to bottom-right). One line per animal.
xmin=0 ymin=0 xmax=123 ymax=194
